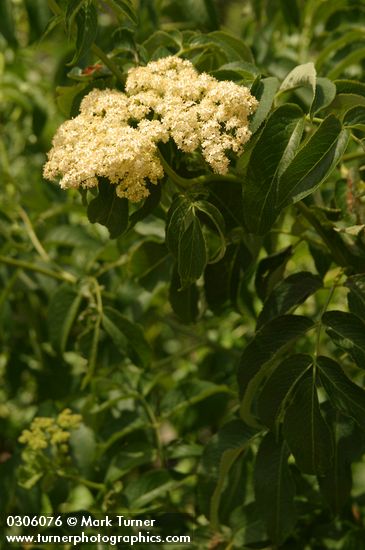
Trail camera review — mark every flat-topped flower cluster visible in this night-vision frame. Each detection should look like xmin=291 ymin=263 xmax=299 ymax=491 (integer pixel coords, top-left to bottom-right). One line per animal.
xmin=44 ymin=56 xmax=258 ymax=202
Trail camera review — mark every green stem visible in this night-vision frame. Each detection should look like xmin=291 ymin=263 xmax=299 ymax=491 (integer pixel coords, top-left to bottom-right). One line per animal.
xmin=0 ymin=255 xmax=77 ymax=283
xmin=17 ymin=207 xmax=51 ymax=262
xmin=82 ymin=278 xmax=103 ymax=388
xmin=57 ymin=471 xmax=104 ymax=491
xmin=343 ymin=151 xmax=365 ymax=161
xmin=91 ymin=44 xmax=125 ymax=84
xmin=157 ymin=150 xmax=242 ymax=189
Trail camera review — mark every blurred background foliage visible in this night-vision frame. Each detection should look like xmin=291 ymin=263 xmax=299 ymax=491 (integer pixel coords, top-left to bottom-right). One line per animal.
xmin=1 ymin=0 xmax=365 ymax=549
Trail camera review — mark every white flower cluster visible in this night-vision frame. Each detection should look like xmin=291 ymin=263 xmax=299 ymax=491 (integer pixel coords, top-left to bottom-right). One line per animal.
xmin=44 ymin=56 xmax=258 ymax=202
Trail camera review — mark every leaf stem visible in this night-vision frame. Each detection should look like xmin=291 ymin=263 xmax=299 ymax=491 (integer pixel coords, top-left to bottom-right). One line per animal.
xmin=57 ymin=471 xmax=104 ymax=491
xmin=157 ymin=150 xmax=242 ymax=190
xmin=82 ymin=278 xmax=103 ymax=388
xmin=0 ymin=255 xmax=77 ymax=283
xmin=17 ymin=207 xmax=51 ymax=262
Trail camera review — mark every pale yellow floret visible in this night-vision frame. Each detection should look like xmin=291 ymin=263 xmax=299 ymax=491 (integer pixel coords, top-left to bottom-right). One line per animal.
xmin=44 ymin=55 xmax=258 ymax=201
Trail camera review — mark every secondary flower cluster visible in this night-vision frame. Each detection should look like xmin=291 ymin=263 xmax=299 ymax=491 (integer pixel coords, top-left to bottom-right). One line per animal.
xmin=44 ymin=56 xmax=258 ymax=202
xmin=19 ymin=408 xmax=82 ymax=451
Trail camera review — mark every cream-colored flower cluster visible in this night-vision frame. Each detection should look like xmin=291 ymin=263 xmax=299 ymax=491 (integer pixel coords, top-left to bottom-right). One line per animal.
xmin=44 ymin=56 xmax=258 ymax=202
xmin=19 ymin=408 xmax=82 ymax=451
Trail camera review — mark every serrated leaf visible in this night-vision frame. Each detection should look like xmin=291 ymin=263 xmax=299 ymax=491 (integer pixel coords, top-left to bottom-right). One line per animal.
xmin=255 ymin=246 xmax=293 ymax=301
xmin=87 ymin=179 xmax=129 ymax=239
xmin=130 ymin=240 xmax=171 ymax=291
xmin=250 ymin=77 xmax=280 ymax=134
xmin=48 ymin=285 xmax=83 ymax=353
xmin=276 ymin=116 xmax=349 ymax=208
xmin=190 ymin=31 xmax=254 ymax=64
xmin=311 ymin=77 xmax=337 ymax=116
xmin=257 ymin=271 xmax=322 ymax=328
xmin=69 ymin=0 xmax=98 ymax=65
xmin=194 ymin=200 xmax=226 ymax=263
xmin=280 ymin=62 xmax=317 ymax=110
xmin=242 ymin=104 xmax=304 ymax=234
xmin=102 ymin=306 xmax=151 ymax=368
xmin=238 ymin=315 xmax=314 ymax=427
xmin=327 ymin=47 xmax=365 ymax=80
xmin=318 ymin=356 xmax=365 ymax=431
xmin=204 ymin=243 xmax=242 ymax=312
xmin=283 ymin=368 xmax=333 ymax=475
xmin=65 ymin=0 xmax=86 ymax=32
xmin=166 ymin=195 xmax=207 ymax=287
xmin=254 ymin=434 xmax=296 ymax=545
xmin=124 ymin=470 xmax=176 ymax=509
xmin=346 ymin=274 xmax=365 ymax=320
xmin=0 ymin=0 xmax=17 ymax=46
xmin=161 ymin=380 xmax=229 ymax=418
xmin=318 ymin=412 xmax=353 ymax=514
xmin=344 ymin=105 xmax=365 ymax=130
xmin=169 ymin=267 xmax=199 ymax=323
xmin=315 ymin=30 xmax=365 ymax=71
xmin=322 ymin=310 xmax=365 ymax=369
xmin=107 ymin=0 xmax=137 ymax=24
xmin=258 ymin=354 xmax=312 ymax=428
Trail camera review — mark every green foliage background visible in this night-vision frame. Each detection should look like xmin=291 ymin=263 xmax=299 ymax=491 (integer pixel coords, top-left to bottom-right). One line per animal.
xmin=1 ymin=0 xmax=365 ymax=548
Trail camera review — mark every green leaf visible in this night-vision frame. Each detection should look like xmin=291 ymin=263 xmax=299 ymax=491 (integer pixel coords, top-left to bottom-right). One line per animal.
xmin=194 ymin=200 xmax=226 ymax=263
xmin=166 ymin=195 xmax=207 ymax=287
xmin=315 ymin=30 xmax=365 ymax=71
xmin=161 ymin=380 xmax=230 ymax=418
xmin=169 ymin=267 xmax=199 ymax=323
xmin=65 ymin=0 xmax=86 ymax=33
xmin=327 ymin=47 xmax=365 ymax=80
xmin=106 ymin=0 xmax=137 ymax=24
xmin=346 ymin=274 xmax=365 ymax=320
xmin=242 ymin=104 xmax=304 ymax=234
xmin=283 ymin=368 xmax=333 ymax=475
xmin=208 ymin=179 xmax=244 ymax=230
xmin=238 ymin=315 xmax=314 ymax=426
xmin=124 ymin=470 xmax=176 ymax=509
xmin=69 ymin=0 xmax=98 ymax=65
xmin=48 ymin=285 xmax=83 ymax=353
xmin=311 ymin=77 xmax=337 ymax=116
xmin=279 ymin=0 xmax=300 ymax=27
xmin=210 ymin=447 xmax=244 ymax=530
xmin=255 ymin=246 xmax=293 ymax=301
xmin=87 ymin=179 xmax=129 ymax=239
xmin=322 ymin=310 xmax=365 ymax=369
xmin=129 ymin=240 xmax=171 ymax=291
xmin=335 ymin=79 xmax=365 ymax=97
xmin=344 ymin=106 xmax=365 ymax=130
xmin=143 ymin=31 xmax=181 ymax=57
xmin=257 ymin=272 xmax=322 ymax=328
xmin=276 ymin=116 xmax=349 ymax=209
xmin=106 ymin=442 xmax=155 ymax=483
xmin=318 ymin=412 xmax=353 ymax=514
xmin=127 ymin=186 xmax=161 ymax=230
xmin=0 ymin=0 xmax=17 ymax=46
xmin=318 ymin=356 xmax=365 ymax=431
xmin=70 ymin=425 xmax=96 ymax=477
xmin=102 ymin=306 xmax=151 ymax=368
xmin=250 ymin=77 xmax=280 ymax=134
xmin=279 ymin=62 xmax=317 ymax=110
xmin=258 ymin=354 xmax=312 ymax=428
xmin=189 ymin=30 xmax=254 ymax=64
xmin=178 ymin=216 xmax=206 ymax=286
xmin=254 ymin=433 xmax=296 ymax=545
xmin=204 ymin=243 xmax=243 ymax=313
